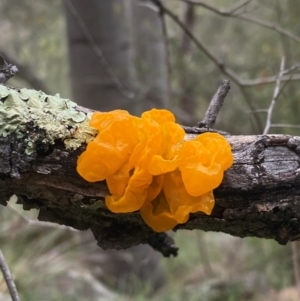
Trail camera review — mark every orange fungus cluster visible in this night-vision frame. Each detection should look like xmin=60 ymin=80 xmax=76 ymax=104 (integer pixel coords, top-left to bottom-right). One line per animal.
xmin=76 ymin=109 xmax=233 ymax=232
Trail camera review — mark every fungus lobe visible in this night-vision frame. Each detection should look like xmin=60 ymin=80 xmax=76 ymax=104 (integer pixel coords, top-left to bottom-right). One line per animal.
xmin=77 ymin=109 xmax=233 ymax=232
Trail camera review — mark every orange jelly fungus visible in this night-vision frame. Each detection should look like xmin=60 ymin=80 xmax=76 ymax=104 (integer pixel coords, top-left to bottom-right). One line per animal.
xmin=76 ymin=109 xmax=233 ymax=232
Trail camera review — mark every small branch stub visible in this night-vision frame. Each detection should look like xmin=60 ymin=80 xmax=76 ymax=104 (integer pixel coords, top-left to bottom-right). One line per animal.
xmin=0 ymin=54 xmax=19 ymax=84
xmin=198 ymin=79 xmax=231 ymax=128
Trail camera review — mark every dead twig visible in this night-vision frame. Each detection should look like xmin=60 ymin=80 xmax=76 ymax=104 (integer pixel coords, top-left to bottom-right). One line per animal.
xmin=263 ymin=57 xmax=286 ymax=134
xmin=258 ymin=62 xmax=300 ymax=134
xmin=181 ymin=0 xmax=253 ymax=16
xmin=0 ymin=51 xmax=49 ymax=93
xmin=155 ymin=1 xmax=263 ymax=131
xmin=198 ymin=80 xmax=230 ymax=128
xmin=0 ymin=249 xmax=21 ymax=301
xmin=181 ymin=0 xmax=300 ymax=44
xmin=7 ymin=202 xmax=78 ymax=232
xmin=240 ymin=73 xmax=300 ymax=87
xmin=227 ymin=0 xmax=253 ymax=15
xmin=240 ymin=64 xmax=300 ymax=86
xmin=181 ymin=125 xmax=229 ymax=135
xmin=0 ymin=54 xmax=18 ymax=84
xmin=270 ymin=124 xmax=300 ymax=129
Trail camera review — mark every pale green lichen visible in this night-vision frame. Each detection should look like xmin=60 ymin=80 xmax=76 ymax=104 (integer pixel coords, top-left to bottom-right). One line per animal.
xmin=0 ymin=85 xmax=97 ymax=154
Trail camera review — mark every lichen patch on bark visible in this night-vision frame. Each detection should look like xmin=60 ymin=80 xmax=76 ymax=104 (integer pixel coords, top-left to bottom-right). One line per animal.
xmin=0 ymin=85 xmax=97 ymax=154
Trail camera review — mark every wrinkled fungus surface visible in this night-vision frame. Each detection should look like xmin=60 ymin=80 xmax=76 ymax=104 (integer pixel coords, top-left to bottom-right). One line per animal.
xmin=77 ymin=109 xmax=233 ymax=232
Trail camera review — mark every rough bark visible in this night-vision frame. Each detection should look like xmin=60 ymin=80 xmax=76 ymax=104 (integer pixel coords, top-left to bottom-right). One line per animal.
xmin=1 ymin=87 xmax=300 ymax=256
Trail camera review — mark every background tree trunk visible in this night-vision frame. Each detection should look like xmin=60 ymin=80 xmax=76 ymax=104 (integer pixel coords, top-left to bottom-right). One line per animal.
xmin=64 ymin=0 xmax=138 ymax=113
xmin=64 ymin=0 xmax=166 ymax=293
xmin=178 ymin=2 xmax=197 ymax=124
xmin=130 ymin=0 xmax=170 ymax=111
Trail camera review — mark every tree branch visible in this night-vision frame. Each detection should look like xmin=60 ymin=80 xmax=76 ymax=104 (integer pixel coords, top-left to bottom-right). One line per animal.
xmin=240 ymin=73 xmax=300 ymax=87
xmin=263 ymin=57 xmax=286 ymax=135
xmin=1 ymin=85 xmax=300 ymax=256
xmin=198 ymin=79 xmax=230 ymax=128
xmin=155 ymin=1 xmax=263 ymax=131
xmin=181 ymin=0 xmax=300 ymax=44
xmin=0 ymin=51 xmax=50 ymax=93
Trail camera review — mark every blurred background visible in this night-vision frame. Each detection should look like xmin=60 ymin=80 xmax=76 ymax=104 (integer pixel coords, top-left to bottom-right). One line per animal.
xmin=1 ymin=0 xmax=300 ymax=300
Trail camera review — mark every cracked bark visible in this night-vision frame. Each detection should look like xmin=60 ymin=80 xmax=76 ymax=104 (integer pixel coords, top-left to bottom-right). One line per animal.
xmin=1 ymin=104 xmax=300 ymax=256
